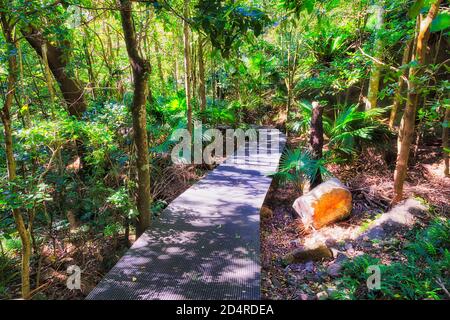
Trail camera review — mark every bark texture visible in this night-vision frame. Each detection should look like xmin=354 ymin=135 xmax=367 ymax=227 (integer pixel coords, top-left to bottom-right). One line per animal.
xmin=118 ymin=0 xmax=152 ymax=236
xmin=22 ymin=27 xmax=87 ymax=118
xmin=309 ymin=101 xmax=324 ymax=189
xmin=393 ymin=0 xmax=442 ymax=203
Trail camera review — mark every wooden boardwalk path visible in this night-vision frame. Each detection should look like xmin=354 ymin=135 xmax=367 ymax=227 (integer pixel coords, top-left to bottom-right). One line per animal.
xmin=86 ymin=129 xmax=286 ymax=300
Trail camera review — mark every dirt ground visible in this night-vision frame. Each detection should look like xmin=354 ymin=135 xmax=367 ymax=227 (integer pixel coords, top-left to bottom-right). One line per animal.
xmin=2 ymin=162 xmax=207 ymax=300
xmin=260 ymin=139 xmax=450 ymax=300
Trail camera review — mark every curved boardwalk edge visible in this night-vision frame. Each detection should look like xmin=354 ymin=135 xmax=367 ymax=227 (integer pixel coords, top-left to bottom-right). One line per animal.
xmin=86 ymin=129 xmax=286 ymax=300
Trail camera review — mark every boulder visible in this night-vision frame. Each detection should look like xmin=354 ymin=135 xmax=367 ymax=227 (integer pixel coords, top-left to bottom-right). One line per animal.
xmin=292 ymin=178 xmax=352 ymax=229
xmin=281 ymin=244 xmax=333 ymax=265
xmin=326 ymin=253 xmax=349 ymax=277
xmin=260 ymin=205 xmax=273 ymax=220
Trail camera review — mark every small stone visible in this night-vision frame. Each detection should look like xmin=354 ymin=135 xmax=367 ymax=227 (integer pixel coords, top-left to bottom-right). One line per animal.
xmin=327 ymin=262 xmax=343 ymax=277
xmin=330 ymin=247 xmax=340 ymax=258
xmin=326 ymin=288 xmax=337 ymax=296
xmin=271 ymin=277 xmax=282 ymax=288
xmin=299 ymin=293 xmax=309 ymax=300
xmin=304 ymin=261 xmax=314 ymax=272
xmin=316 ymin=291 xmax=328 ymax=300
xmin=281 ymin=244 xmax=333 ymax=265
xmin=260 ymin=206 xmax=273 ymax=219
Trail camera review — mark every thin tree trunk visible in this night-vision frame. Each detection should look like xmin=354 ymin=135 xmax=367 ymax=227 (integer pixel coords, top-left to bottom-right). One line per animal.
xmin=154 ymin=37 xmax=166 ymax=95
xmin=443 ymin=107 xmax=450 ymax=176
xmin=83 ymin=27 xmax=96 ymax=99
xmin=22 ymin=27 xmax=86 ymax=118
xmin=183 ymin=0 xmax=193 ymax=134
xmin=366 ymin=2 xmax=384 ymax=110
xmin=17 ymin=42 xmax=31 ymax=127
xmin=173 ymin=32 xmax=179 ymax=92
xmin=198 ymin=36 xmax=207 ymax=114
xmin=0 ymin=14 xmax=32 ymax=299
xmin=118 ymin=0 xmax=152 ymax=237
xmin=309 ymin=101 xmax=324 ymax=189
xmin=389 ymin=39 xmax=412 ymax=128
xmin=174 ymin=58 xmax=179 ymax=91
xmin=393 ymin=0 xmax=441 ymax=204
xmin=40 ymin=42 xmax=56 ymax=117
xmin=285 ymin=35 xmax=292 ymax=135
xmin=285 ymin=37 xmax=299 ymax=135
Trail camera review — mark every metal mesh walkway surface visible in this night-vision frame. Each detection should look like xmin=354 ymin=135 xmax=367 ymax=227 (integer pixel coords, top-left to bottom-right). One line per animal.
xmin=86 ymin=129 xmax=286 ymax=300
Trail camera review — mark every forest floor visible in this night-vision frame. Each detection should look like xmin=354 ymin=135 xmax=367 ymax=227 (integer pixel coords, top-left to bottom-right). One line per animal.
xmin=2 ymin=136 xmax=448 ymax=300
xmin=3 ymin=163 xmax=208 ymax=300
xmin=261 ymin=137 xmax=450 ymax=300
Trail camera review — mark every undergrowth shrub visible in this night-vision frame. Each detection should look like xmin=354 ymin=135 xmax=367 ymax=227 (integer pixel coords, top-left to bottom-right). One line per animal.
xmin=332 ymin=218 xmax=450 ymax=300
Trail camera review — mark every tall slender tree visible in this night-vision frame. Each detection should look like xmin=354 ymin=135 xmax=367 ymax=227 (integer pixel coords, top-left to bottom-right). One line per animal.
xmin=0 ymin=7 xmax=32 ymax=299
xmin=366 ymin=1 xmax=385 ymax=110
xmin=198 ymin=35 xmax=207 ymax=113
xmin=309 ymin=101 xmax=324 ymax=189
xmin=389 ymin=39 xmax=412 ymax=128
xmin=183 ymin=0 xmax=193 ymax=135
xmin=392 ymin=0 xmax=442 ymax=204
xmin=118 ymin=0 xmax=152 ymax=236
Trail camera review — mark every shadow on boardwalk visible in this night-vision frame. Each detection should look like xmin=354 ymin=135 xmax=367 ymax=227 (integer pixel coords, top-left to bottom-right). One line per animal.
xmin=87 ymin=129 xmax=286 ymax=300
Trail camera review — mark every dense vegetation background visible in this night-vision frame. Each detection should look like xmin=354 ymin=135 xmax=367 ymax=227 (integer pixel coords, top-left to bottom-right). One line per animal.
xmin=0 ymin=0 xmax=448 ymax=299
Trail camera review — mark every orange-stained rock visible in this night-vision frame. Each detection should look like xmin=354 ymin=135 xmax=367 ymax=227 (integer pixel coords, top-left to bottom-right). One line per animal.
xmin=292 ymin=178 xmax=352 ymax=229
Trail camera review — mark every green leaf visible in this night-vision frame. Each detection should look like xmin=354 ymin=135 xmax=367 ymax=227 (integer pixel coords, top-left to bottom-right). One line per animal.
xmin=304 ymin=0 xmax=315 ymax=14
xmin=408 ymin=0 xmax=424 ymax=19
xmin=430 ymin=12 xmax=450 ymax=33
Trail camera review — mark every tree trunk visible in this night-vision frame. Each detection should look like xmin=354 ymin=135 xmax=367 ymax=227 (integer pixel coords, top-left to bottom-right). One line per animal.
xmin=198 ymin=36 xmax=207 ymax=113
xmin=173 ymin=32 xmax=179 ymax=92
xmin=83 ymin=27 xmax=96 ymax=99
xmin=154 ymin=36 xmax=166 ymax=95
xmin=118 ymin=0 xmax=152 ymax=237
xmin=17 ymin=42 xmax=31 ymax=127
xmin=183 ymin=0 xmax=193 ymax=134
xmin=191 ymin=39 xmax=197 ymax=106
xmin=392 ymin=0 xmax=441 ymax=204
xmin=309 ymin=101 xmax=324 ymax=189
xmin=389 ymin=39 xmax=412 ymax=128
xmin=22 ymin=27 xmax=87 ymax=118
xmin=366 ymin=2 xmax=384 ymax=110
xmin=0 ymin=14 xmax=32 ymax=299
xmin=40 ymin=42 xmax=56 ymax=117
xmin=443 ymin=107 xmax=450 ymax=176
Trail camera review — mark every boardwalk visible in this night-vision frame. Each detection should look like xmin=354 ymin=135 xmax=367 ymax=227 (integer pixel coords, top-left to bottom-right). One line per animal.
xmin=86 ymin=129 xmax=286 ymax=300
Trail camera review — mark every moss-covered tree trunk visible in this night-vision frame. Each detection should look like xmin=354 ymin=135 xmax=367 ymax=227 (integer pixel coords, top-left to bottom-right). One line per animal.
xmin=154 ymin=35 xmax=166 ymax=95
xmin=198 ymin=36 xmax=207 ymax=114
xmin=309 ymin=101 xmax=324 ymax=189
xmin=443 ymin=107 xmax=450 ymax=176
xmin=118 ymin=0 xmax=152 ymax=237
xmin=0 ymin=12 xmax=32 ymax=299
xmin=183 ymin=0 xmax=193 ymax=134
xmin=389 ymin=39 xmax=412 ymax=128
xmin=366 ymin=2 xmax=384 ymax=110
xmin=22 ymin=27 xmax=87 ymax=118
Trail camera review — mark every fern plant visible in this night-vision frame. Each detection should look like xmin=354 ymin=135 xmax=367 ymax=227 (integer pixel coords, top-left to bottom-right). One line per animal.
xmin=328 ymin=104 xmax=392 ymax=157
xmin=271 ymin=147 xmax=330 ymax=192
xmin=332 ymin=218 xmax=450 ymax=300
xmin=289 ymin=100 xmax=332 ymax=135
xmin=289 ymin=101 xmax=392 ymax=160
